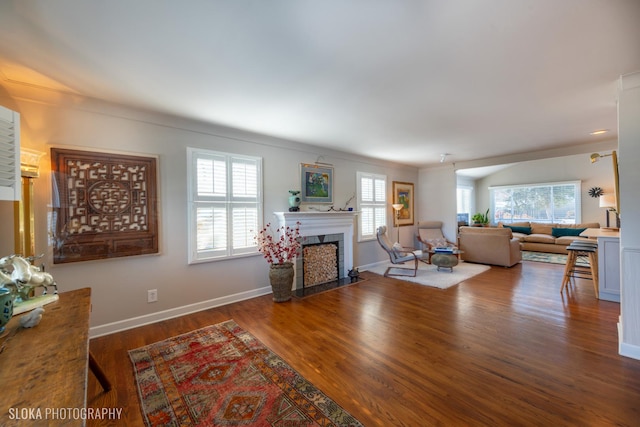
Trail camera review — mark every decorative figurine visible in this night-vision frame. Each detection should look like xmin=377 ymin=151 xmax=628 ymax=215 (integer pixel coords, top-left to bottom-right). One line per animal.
xmin=0 ymin=254 xmax=58 ymax=301
xmin=20 ymin=307 xmax=44 ymax=328
xmin=348 ymin=267 xmax=360 ymax=283
xmin=288 ymin=190 xmax=301 ymax=212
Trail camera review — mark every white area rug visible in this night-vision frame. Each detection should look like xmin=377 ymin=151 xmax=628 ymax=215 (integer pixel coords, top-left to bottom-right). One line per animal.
xmin=366 ymin=261 xmax=491 ymax=289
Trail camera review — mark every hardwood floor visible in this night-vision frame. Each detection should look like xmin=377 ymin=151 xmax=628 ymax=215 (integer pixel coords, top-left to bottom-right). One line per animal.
xmin=87 ymin=261 xmax=640 ymax=426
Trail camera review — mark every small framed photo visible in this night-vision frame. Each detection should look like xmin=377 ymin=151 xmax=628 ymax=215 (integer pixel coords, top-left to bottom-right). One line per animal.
xmin=300 ymin=163 xmax=333 ymax=203
xmin=392 ymin=181 xmax=414 ymax=226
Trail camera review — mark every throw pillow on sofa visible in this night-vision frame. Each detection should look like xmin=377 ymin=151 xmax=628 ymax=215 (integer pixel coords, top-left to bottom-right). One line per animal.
xmin=505 ymin=225 xmax=531 ymax=235
xmin=552 ymin=227 xmax=587 ymax=237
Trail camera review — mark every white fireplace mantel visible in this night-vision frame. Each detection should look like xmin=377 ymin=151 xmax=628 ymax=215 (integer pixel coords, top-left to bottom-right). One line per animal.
xmin=273 ymin=211 xmax=358 ymax=279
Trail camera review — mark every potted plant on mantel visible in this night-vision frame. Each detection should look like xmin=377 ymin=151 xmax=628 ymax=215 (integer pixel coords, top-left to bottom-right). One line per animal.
xmin=255 ymin=222 xmax=302 ymax=302
xmin=471 ymin=209 xmax=490 ymax=227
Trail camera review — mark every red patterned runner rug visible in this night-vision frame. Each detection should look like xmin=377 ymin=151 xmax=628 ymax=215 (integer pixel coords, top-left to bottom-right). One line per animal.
xmin=129 ymin=320 xmax=363 ymax=426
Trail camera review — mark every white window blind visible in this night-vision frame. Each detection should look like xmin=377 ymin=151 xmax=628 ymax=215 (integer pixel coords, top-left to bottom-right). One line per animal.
xmin=489 ymin=181 xmax=581 ymax=224
xmin=357 ymin=171 xmax=387 ymax=241
xmin=188 ymin=148 xmax=262 ymax=263
xmin=0 ymin=106 xmax=20 ymax=201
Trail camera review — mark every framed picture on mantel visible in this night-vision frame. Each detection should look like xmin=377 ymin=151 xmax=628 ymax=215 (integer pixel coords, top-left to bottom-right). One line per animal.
xmin=392 ymin=181 xmax=414 ymax=226
xmin=300 ymin=163 xmax=333 ymax=204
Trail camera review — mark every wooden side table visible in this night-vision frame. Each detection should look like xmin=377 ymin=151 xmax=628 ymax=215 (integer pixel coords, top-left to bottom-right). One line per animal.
xmin=0 ymin=288 xmax=108 ymax=426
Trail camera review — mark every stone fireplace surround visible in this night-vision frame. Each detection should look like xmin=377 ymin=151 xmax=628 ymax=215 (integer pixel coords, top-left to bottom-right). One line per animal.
xmin=273 ymin=211 xmax=357 ymax=296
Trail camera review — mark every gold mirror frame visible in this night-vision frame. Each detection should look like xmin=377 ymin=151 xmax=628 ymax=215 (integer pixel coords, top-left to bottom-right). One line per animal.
xmin=612 ymin=150 xmax=620 ymax=215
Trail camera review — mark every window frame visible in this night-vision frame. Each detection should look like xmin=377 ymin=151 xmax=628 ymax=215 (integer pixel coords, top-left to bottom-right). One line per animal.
xmin=187 ymin=147 xmax=263 ymax=264
xmin=356 ymin=171 xmax=387 ymax=242
xmin=489 ymin=180 xmax=581 ymax=224
xmin=456 ymin=184 xmax=473 ymax=225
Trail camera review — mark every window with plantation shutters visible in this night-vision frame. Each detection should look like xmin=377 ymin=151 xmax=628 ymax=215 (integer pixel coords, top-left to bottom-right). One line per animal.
xmin=187 ymin=148 xmax=262 ymax=263
xmin=0 ymin=106 xmax=20 ymax=201
xmin=357 ymin=171 xmax=387 ymax=241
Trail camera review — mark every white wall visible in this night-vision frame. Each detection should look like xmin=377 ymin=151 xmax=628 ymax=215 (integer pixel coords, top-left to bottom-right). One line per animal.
xmin=618 ymin=71 xmax=640 ymax=360
xmin=0 ymin=84 xmax=417 ymax=333
xmin=416 ymin=165 xmax=458 ymax=243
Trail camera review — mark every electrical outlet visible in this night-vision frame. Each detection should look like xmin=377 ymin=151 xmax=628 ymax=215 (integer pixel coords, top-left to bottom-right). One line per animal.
xmin=147 ymin=289 xmax=158 ymax=303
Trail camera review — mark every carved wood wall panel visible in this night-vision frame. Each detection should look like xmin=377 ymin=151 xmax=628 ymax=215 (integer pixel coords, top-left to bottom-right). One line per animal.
xmin=50 ymin=148 xmax=158 ymax=263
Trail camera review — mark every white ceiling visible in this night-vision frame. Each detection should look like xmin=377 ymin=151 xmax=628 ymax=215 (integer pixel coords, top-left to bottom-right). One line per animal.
xmin=0 ymin=1 xmax=638 ymax=168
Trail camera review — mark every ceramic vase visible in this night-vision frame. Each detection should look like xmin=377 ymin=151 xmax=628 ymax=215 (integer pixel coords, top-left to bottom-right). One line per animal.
xmin=0 ymin=288 xmax=14 ymax=333
xmin=269 ymin=262 xmax=294 ymax=302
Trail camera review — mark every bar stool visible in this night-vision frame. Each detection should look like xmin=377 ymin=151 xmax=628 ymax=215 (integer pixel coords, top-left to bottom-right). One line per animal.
xmin=561 ymin=240 xmax=599 ymax=297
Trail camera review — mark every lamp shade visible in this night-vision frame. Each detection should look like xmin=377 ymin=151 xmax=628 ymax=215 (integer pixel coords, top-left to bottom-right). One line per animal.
xmin=599 ymin=194 xmax=616 ymax=208
xmin=392 ymin=203 xmax=403 ymax=211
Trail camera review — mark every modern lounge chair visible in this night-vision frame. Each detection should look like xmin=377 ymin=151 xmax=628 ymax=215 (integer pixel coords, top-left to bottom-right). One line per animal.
xmin=376 ymin=226 xmax=427 ymax=277
xmin=416 ymin=220 xmax=457 ymax=263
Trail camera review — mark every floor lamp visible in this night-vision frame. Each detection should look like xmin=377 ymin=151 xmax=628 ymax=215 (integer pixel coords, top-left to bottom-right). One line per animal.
xmin=392 ymin=203 xmax=404 ymax=243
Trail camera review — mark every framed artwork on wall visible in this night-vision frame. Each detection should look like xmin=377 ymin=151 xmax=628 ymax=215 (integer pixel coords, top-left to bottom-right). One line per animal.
xmin=300 ymin=163 xmax=333 ymax=203
xmin=50 ymin=148 xmax=159 ymax=264
xmin=392 ymin=181 xmax=414 ymax=226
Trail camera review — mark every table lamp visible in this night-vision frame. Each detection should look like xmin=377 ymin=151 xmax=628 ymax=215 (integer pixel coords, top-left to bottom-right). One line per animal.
xmin=599 ymin=194 xmax=619 ymax=228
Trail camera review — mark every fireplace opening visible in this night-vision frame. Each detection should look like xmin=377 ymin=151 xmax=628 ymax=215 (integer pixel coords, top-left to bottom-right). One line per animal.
xmin=295 ymin=233 xmax=344 ymax=289
xmin=302 ymin=242 xmax=339 ymax=288
xmin=293 ymin=232 xmax=359 ymax=298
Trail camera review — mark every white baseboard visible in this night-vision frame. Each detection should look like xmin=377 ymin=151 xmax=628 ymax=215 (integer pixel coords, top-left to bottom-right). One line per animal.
xmin=618 ymin=318 xmax=640 ymax=360
xmin=357 ymin=260 xmax=389 ymax=271
xmin=618 ymin=342 xmax=640 ymax=360
xmin=89 ymin=286 xmax=272 ymax=338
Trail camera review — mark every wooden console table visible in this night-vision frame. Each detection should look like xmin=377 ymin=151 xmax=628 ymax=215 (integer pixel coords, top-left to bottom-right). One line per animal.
xmin=0 ymin=288 xmax=97 ymax=426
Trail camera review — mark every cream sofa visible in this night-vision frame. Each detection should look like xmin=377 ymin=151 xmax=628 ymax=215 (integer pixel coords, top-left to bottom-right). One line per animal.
xmin=458 ymin=226 xmax=522 ymax=267
xmin=500 ymin=221 xmax=600 ymax=254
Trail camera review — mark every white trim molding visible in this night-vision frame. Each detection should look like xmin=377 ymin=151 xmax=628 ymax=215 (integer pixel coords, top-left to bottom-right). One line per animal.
xmin=619 ymin=247 xmax=640 ymax=360
xmin=89 ymin=286 xmax=272 ymax=338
